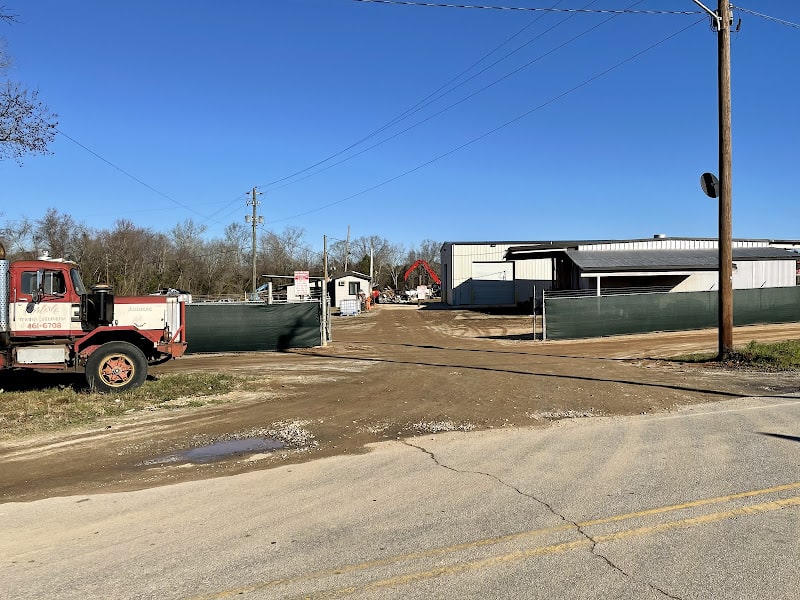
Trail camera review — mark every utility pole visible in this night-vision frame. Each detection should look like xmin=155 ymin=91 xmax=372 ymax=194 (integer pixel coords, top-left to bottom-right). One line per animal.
xmin=322 ymin=235 xmax=329 ymax=346
xmin=369 ymin=243 xmax=374 ymax=289
xmin=717 ymin=0 xmax=734 ymax=359
xmin=245 ymin=187 xmax=263 ymax=300
xmin=344 ymin=225 xmax=351 ymax=272
xmin=691 ymin=0 xmax=734 ymax=359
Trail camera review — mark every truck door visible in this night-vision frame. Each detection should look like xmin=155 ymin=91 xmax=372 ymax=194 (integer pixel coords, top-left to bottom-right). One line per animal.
xmin=10 ymin=266 xmax=82 ymax=337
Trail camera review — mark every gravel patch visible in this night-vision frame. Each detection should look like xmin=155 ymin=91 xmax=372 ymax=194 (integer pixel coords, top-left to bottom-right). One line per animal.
xmin=410 ymin=420 xmax=477 ymax=433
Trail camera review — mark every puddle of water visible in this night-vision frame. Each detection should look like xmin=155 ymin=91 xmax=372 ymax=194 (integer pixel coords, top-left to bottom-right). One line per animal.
xmin=182 ymin=438 xmax=285 ymax=463
xmin=143 ymin=437 xmax=286 ymax=466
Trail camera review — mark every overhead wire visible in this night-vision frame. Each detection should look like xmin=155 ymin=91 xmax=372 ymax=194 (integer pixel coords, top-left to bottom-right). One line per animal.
xmin=44 ymin=4 xmax=711 ymax=237
xmin=266 ymin=0 xmax=643 ymax=197
xmin=258 ymin=0 xmax=576 ymax=191
xmin=53 ymin=127 xmax=209 ymax=220
xmin=732 ymin=5 xmax=800 ymax=30
xmin=264 ymin=0 xmax=645 ymax=196
xmin=55 ymin=123 xmax=251 ymax=231
xmin=267 ymin=16 xmax=706 ymax=226
xmin=262 ymin=0 xmax=610 ymax=194
xmin=351 ymin=0 xmax=702 ymax=16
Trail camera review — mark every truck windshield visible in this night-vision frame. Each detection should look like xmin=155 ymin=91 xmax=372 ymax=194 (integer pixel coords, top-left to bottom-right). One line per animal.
xmin=70 ymin=268 xmax=87 ymax=296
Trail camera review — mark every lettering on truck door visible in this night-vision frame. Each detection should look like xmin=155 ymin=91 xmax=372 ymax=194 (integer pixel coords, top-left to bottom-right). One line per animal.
xmin=11 ymin=268 xmax=79 ymax=335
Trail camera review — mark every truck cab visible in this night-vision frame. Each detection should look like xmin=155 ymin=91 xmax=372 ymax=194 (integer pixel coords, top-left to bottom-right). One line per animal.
xmin=1 ymin=245 xmax=187 ymax=392
xmin=8 ymin=259 xmax=93 ymax=338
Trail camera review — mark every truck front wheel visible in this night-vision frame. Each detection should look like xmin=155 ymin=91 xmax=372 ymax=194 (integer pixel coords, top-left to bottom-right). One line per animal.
xmin=85 ymin=342 xmax=148 ymax=393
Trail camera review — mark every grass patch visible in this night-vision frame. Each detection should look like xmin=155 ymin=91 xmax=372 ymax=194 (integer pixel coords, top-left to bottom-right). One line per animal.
xmin=673 ymin=351 xmax=717 ymax=364
xmin=675 ymin=339 xmax=800 ymax=370
xmin=0 ymin=372 xmax=242 ymax=440
xmin=728 ymin=339 xmax=800 ymax=370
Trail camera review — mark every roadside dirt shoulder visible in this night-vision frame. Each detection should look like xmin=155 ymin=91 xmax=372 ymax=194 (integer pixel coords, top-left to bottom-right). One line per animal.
xmin=2 ymin=304 xmax=798 ymax=502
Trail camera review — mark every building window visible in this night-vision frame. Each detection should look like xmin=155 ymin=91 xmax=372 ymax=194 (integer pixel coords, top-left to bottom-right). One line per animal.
xmin=348 ymin=281 xmax=360 ymax=296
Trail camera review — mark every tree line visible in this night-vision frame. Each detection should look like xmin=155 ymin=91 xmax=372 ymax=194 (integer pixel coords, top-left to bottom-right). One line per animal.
xmin=0 ymin=209 xmax=442 ymax=298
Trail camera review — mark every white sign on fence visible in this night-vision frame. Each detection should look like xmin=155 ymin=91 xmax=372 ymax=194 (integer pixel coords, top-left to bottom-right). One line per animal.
xmin=294 ymin=270 xmax=310 ymax=296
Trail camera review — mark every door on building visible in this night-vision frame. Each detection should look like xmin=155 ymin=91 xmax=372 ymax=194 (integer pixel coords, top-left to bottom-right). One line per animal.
xmin=471 ymin=262 xmax=514 ymax=305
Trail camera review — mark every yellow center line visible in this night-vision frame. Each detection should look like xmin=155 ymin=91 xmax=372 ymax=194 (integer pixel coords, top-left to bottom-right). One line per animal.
xmin=579 ymin=480 xmax=800 ymax=527
xmin=188 ymin=481 xmax=800 ymax=600
xmin=305 ymin=495 xmax=800 ymax=600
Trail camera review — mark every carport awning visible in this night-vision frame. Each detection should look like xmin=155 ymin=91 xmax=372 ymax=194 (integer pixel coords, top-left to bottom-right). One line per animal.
xmin=505 ymin=247 xmax=798 ymax=273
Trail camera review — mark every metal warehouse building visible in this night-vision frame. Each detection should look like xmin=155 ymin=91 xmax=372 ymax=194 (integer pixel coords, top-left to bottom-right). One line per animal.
xmin=441 ymin=237 xmax=800 ymax=309
xmin=440 ymin=241 xmax=552 ymax=307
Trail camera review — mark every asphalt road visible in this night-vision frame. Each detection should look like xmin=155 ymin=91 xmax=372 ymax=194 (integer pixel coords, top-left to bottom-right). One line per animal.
xmin=2 ymin=394 xmax=798 ymax=599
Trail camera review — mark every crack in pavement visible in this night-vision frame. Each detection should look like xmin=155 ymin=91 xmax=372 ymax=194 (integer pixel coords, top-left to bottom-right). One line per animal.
xmin=403 ymin=440 xmax=684 ymax=600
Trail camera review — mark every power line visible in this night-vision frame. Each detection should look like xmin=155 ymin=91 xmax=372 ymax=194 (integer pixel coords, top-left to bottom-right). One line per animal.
xmin=259 ymin=0 xmax=578 ymax=191
xmin=54 ymin=127 xmax=208 ymax=220
xmin=352 ymin=0 xmax=702 ymax=16
xmin=259 ymin=0 xmax=692 ymax=200
xmin=267 ymin=17 xmax=705 ymax=226
xmin=265 ymin=0 xmax=643 ymax=195
xmin=55 ymin=125 xmax=254 ymax=232
xmin=732 ymin=5 xmax=800 ymax=30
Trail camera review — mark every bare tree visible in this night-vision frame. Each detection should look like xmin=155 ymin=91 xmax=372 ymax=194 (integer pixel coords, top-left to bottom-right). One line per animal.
xmin=169 ymin=219 xmax=207 ymax=292
xmin=0 ymin=82 xmax=57 ymax=162
xmin=0 ymin=7 xmax=17 ymax=25
xmin=223 ymin=222 xmax=249 ymax=294
xmin=327 ymin=239 xmax=349 ymax=275
xmin=259 ymin=226 xmax=313 ymax=275
xmin=0 ymin=213 xmax=34 ymax=259
xmin=384 ymin=242 xmax=406 ymax=290
xmin=1 ymin=206 xmax=438 ymax=297
xmin=33 ymin=207 xmax=88 ymax=260
xmin=417 ymin=239 xmax=442 ymax=269
xmin=0 ymin=8 xmax=58 ymax=163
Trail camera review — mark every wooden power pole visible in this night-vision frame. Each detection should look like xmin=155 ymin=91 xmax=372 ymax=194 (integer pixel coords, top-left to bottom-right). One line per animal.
xmin=245 ymin=187 xmax=263 ymax=299
xmin=717 ymin=0 xmax=734 ymax=359
xmin=692 ymin=1 xmax=734 ymax=359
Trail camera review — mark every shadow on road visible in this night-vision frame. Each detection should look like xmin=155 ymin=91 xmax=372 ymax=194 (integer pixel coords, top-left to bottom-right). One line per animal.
xmin=298 ymin=350 xmax=764 ymax=400
xmin=342 ymin=339 xmax=637 ymax=362
xmin=756 ymin=432 xmax=800 ymax=443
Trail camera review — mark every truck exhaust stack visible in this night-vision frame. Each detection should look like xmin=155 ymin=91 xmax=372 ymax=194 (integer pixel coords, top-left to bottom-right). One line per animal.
xmin=0 ymin=241 xmax=9 ymax=346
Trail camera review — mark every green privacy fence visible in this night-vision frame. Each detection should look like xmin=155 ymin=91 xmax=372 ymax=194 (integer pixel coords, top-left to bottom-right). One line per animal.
xmin=185 ymin=302 xmax=321 ymax=353
xmin=544 ymin=287 xmax=800 ymax=340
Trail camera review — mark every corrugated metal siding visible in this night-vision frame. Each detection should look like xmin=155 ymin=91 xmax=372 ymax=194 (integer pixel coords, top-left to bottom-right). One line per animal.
xmin=441 ymin=244 xmax=453 ymax=304
xmin=580 ymin=239 xmax=770 ymax=251
xmin=514 ymin=258 xmax=553 ymax=304
xmin=672 ymin=272 xmax=718 ymax=292
xmin=447 ymin=243 xmax=516 ymax=306
xmin=733 ymin=260 xmax=794 ymax=289
xmin=441 ymin=239 xmax=795 ymax=308
xmin=443 ymin=242 xmax=553 ymax=306
xmin=515 ymin=259 xmax=552 ymax=280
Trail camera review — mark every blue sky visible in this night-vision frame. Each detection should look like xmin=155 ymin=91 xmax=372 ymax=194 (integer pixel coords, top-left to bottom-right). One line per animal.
xmin=1 ymin=1 xmax=798 ymax=250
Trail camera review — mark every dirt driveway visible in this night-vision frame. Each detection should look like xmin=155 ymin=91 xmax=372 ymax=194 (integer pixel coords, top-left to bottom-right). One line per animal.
xmin=2 ymin=304 xmax=799 ymax=502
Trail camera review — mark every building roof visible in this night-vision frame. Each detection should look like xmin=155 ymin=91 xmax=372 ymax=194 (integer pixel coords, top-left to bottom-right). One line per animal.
xmin=450 ymin=236 xmax=800 ymax=252
xmin=556 ymin=248 xmax=798 ymax=273
xmin=330 ymin=271 xmax=370 ymax=281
